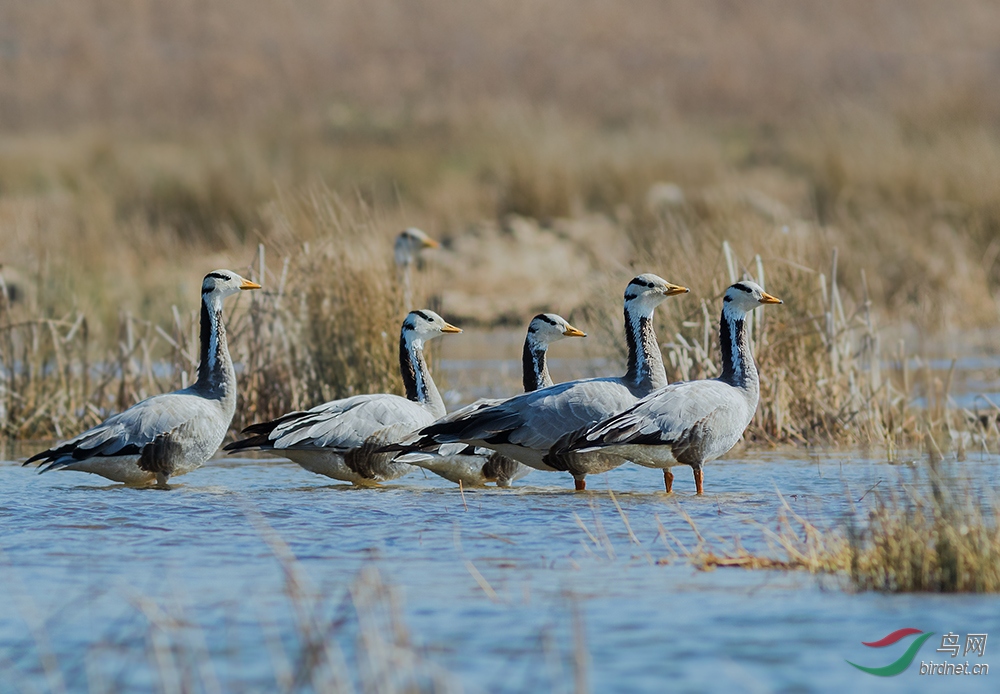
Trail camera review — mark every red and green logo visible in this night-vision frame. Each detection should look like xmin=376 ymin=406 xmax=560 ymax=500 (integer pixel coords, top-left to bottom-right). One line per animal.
xmin=847 ymin=628 xmax=935 ymax=676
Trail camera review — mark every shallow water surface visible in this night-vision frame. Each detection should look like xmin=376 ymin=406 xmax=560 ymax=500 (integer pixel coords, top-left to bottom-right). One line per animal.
xmin=2 ymin=449 xmax=998 ymax=693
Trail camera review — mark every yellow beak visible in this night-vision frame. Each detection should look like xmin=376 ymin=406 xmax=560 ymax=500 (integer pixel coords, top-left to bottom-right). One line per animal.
xmin=759 ymin=291 xmax=783 ymax=304
xmin=240 ymin=279 xmax=262 ymax=290
xmin=562 ymin=324 xmax=587 ymax=338
xmin=441 ymin=322 xmax=463 ymax=334
xmin=664 ymin=283 xmax=690 ymax=296
xmin=422 ymin=237 xmax=440 ymax=249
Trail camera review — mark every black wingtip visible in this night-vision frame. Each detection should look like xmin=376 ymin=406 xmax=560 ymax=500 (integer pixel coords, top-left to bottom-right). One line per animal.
xmin=22 ymin=450 xmax=51 ymax=466
xmin=373 ymin=440 xmax=421 ymax=455
xmin=223 ymin=433 xmax=272 ymax=453
xmin=36 ymin=460 xmax=64 ymax=474
xmin=240 ymin=420 xmax=279 ymax=436
xmin=374 ymin=436 xmax=440 ymax=456
xmin=417 ymin=420 xmax=464 ymax=440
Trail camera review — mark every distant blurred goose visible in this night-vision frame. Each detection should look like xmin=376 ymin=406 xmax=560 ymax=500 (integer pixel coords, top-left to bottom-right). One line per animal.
xmin=393 ymin=274 xmax=689 ymax=490
xmin=395 ymin=313 xmax=586 ymax=487
xmin=394 ymin=227 xmax=439 ymax=268
xmin=394 ymin=228 xmax=439 ymax=307
xmin=24 ymin=270 xmax=261 ymax=486
xmin=224 ymin=310 xmax=461 ymax=485
xmin=547 ymin=280 xmax=782 ymax=494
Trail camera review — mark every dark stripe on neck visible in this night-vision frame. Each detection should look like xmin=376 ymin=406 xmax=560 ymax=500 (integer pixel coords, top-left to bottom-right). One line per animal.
xmin=399 ymin=334 xmax=420 ymax=401
xmin=719 ymin=314 xmax=747 ymax=386
xmin=623 ymin=307 xmax=666 ymax=390
xmin=521 ymin=338 xmax=549 ymax=392
xmin=196 ymin=297 xmax=225 ymax=387
xmin=624 ymin=306 xmax=641 ymax=381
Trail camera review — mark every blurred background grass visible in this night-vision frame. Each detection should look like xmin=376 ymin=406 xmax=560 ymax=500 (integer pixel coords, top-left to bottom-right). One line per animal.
xmin=4 ymin=0 xmax=1000 ymax=444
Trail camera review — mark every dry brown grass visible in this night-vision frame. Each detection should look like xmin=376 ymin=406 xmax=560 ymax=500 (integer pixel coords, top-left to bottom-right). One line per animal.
xmin=663 ymin=451 xmax=1000 ymax=593
xmin=233 ymin=193 xmax=413 ymax=430
xmin=0 ymin=190 xmax=426 ymax=439
xmin=4 ymin=2 xmax=1000 ymax=448
xmin=658 ymin=492 xmax=851 ymax=575
xmin=847 ymin=451 xmax=1000 ymax=593
xmin=5 ymin=119 xmax=1000 ymax=447
xmin=4 ymin=1 xmax=1000 ymax=130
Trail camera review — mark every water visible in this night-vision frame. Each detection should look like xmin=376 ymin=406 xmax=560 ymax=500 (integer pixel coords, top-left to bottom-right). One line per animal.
xmin=2 ymin=448 xmax=999 ymax=693
xmin=4 ymin=327 xmax=1000 ymax=692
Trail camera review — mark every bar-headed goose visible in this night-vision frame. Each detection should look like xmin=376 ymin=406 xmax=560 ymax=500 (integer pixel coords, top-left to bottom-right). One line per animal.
xmin=394 ymin=227 xmax=439 ymax=268
xmin=395 ymin=228 xmax=439 ymax=307
xmin=24 ymin=270 xmax=261 ymax=487
xmin=224 ymin=309 xmax=461 ymax=485
xmin=396 ymin=313 xmax=586 ymax=486
xmin=548 ymin=280 xmax=782 ymax=494
xmin=392 ymin=274 xmax=688 ymax=489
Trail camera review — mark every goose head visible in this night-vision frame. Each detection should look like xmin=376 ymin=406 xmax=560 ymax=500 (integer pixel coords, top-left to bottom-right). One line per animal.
xmin=201 ymin=270 xmax=261 ymax=300
xmin=394 ymin=228 xmax=440 ymax=267
xmin=526 ymin=313 xmax=586 ymax=347
xmin=722 ymin=280 xmax=783 ymax=318
xmin=624 ymin=273 xmax=689 ymax=315
xmin=402 ymin=309 xmax=462 ymax=344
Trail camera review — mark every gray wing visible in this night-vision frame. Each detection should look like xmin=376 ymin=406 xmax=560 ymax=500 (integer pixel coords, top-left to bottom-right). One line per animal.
xmin=429 ymin=397 xmax=502 ymax=424
xmin=24 ymin=391 xmax=223 ymax=471
xmin=239 ymin=394 xmax=436 ymax=452
xmin=387 ymin=399 xmax=502 ymax=452
xmin=417 ymin=377 xmax=637 ymax=451
xmin=561 ymin=380 xmax=749 ymax=451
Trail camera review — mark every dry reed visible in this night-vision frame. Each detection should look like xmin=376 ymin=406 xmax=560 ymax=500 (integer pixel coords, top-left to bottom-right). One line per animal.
xmin=847 ymin=453 xmax=1000 ymax=593
xmin=664 ymin=451 xmax=1000 ymax=593
xmin=6 ymin=10 xmax=1000 ymax=447
xmin=0 ymin=192 xmax=418 ymax=439
xmin=657 ymin=491 xmax=850 ymax=575
xmin=3 ymin=171 xmax=997 ymax=448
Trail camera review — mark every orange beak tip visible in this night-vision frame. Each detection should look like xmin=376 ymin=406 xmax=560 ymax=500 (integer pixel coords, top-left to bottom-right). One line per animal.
xmin=240 ymin=279 xmax=262 ymax=290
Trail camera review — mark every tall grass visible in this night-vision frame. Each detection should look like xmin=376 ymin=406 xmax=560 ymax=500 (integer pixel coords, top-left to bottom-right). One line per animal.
xmin=847 ymin=449 xmax=1000 ymax=593
xmin=667 ymin=450 xmax=1000 ymax=593
xmin=0 ymin=192 xmax=418 ymax=439
xmin=233 ymin=194 xmax=411 ymax=430
xmin=5 ymin=32 xmax=1000 ymax=447
xmin=4 ymin=124 xmax=1000 ymax=447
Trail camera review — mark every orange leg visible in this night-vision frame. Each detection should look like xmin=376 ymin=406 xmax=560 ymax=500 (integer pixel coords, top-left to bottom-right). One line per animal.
xmin=663 ymin=469 xmax=673 ymax=493
xmin=693 ymin=467 xmax=704 ymax=495
xmin=574 ymin=477 xmax=587 ymax=491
